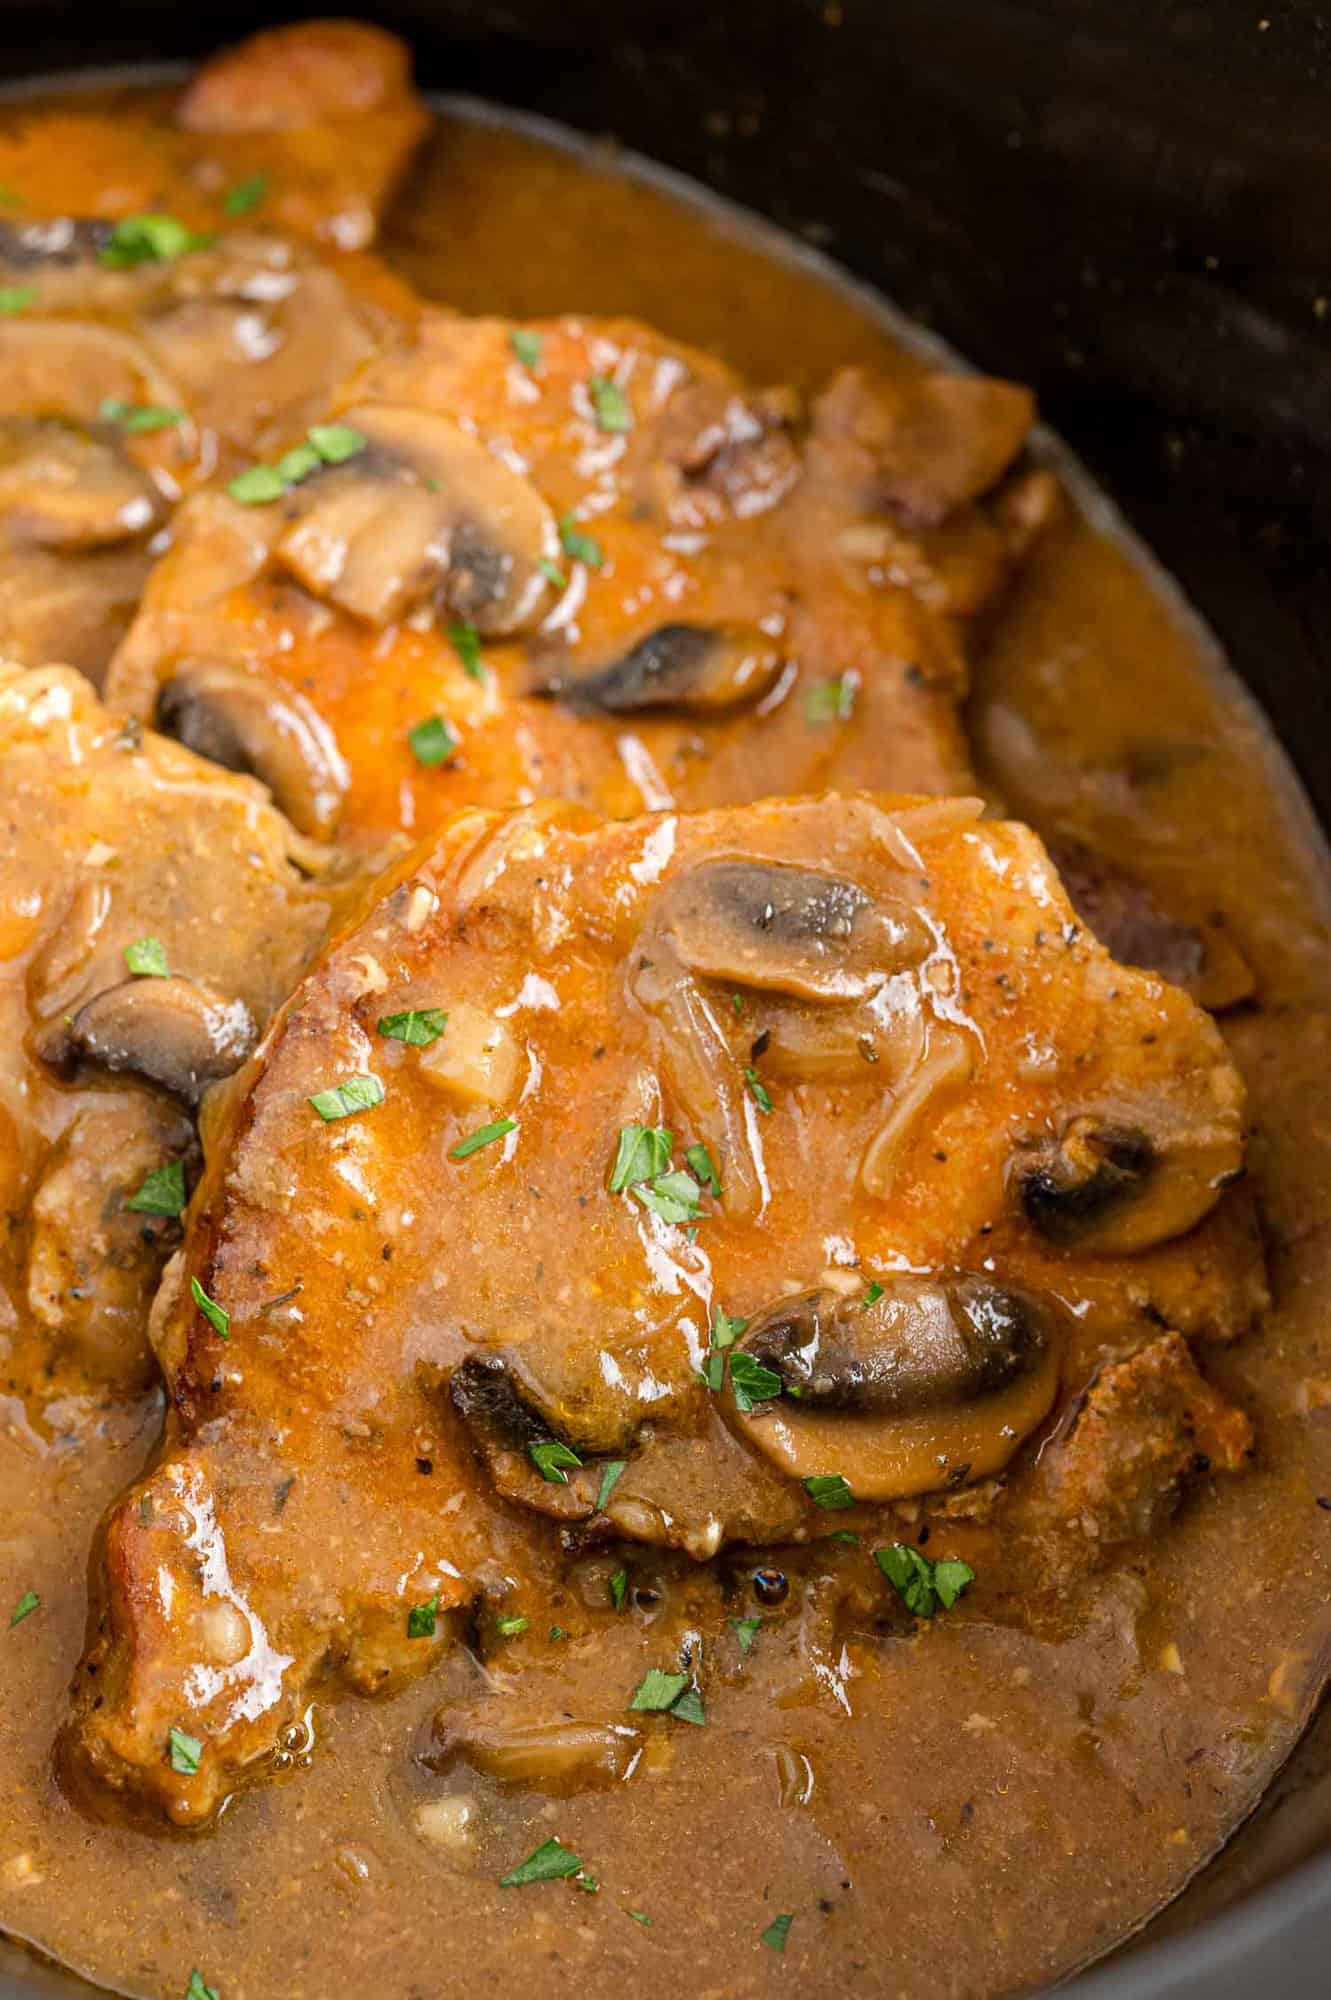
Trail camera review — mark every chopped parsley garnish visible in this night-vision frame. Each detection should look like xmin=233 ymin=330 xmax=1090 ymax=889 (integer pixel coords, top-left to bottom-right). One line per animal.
xmin=744 ymin=1067 xmax=773 ymax=1114
xmin=496 ymin=1614 xmax=529 ymax=1637
xmin=227 ymin=463 xmax=287 ymax=504
xmin=378 ymin=1007 xmax=448 ymax=1046
xmin=804 ymin=1473 xmax=855 ymax=1511
xmin=228 ymin=423 xmax=366 ymax=504
xmin=125 ymin=935 xmax=169 ymax=978
xmin=805 ymin=674 xmax=857 ymax=725
xmin=167 ymin=1726 xmax=201 ymax=1775
xmin=576 ymin=1873 xmax=600 ymax=1894
xmin=549 ymin=1625 xmax=569 ymax=1641
xmin=101 ymin=213 xmax=211 ymax=268
xmin=874 ymin=1543 xmax=975 ymax=1618
xmin=863 ymin=1280 xmax=885 ymax=1307
xmin=407 ymin=714 xmax=459 ymax=767
xmin=186 ymin=1974 xmax=220 ymax=2000
xmin=558 ymin=512 xmax=604 ymax=568
xmin=626 ymin=1909 xmax=653 ymax=1927
xmin=530 ymin=1438 xmax=582 ymax=1485
xmin=0 ymin=286 xmax=34 ymax=314
xmin=407 ymin=1593 xmax=439 ymax=1638
xmin=448 ymin=621 xmax=485 ymax=679
xmin=190 ymin=1276 xmax=229 ymax=1341
xmin=829 ymin=1530 xmax=860 ymax=1544
xmin=307 ymin=1074 xmax=385 ymax=1122
xmin=685 ymin=1141 xmax=720 ymax=1197
xmin=629 ymin=1668 xmax=688 ymax=1711
xmin=629 ymin=1669 xmax=704 ymax=1723
xmin=98 ymin=398 xmax=183 ymax=433
xmin=712 ymin=1310 xmax=748 ymax=1349
xmin=538 ymin=557 xmax=568 ymax=590
xmin=224 ymin=171 xmax=269 ymax=216
xmin=729 ymin=1350 xmax=782 ymax=1413
xmin=9 ymin=1590 xmax=39 ymax=1629
xmin=500 ymin=1836 xmax=584 ymax=1887
xmin=450 ymin=1116 xmax=517 ymax=1162
xmin=595 ymin=1459 xmax=627 ymax=1512
xmin=634 ymin=1168 xmax=703 ymax=1226
xmin=609 ymin=1568 xmax=628 ymax=1611
xmin=510 ymin=328 xmax=543 ymax=369
xmin=609 ymin=1123 xmax=673 ymax=1192
xmin=730 ymin=1616 xmax=762 ymax=1653
xmin=588 ymin=374 xmax=631 ymax=433
xmin=761 ymin=1913 xmax=794 ymax=1954
xmin=126 ymin=1159 xmax=187 ymax=1217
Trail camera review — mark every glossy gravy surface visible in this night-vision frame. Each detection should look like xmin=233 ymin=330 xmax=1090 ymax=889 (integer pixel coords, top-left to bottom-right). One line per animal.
xmin=2 ymin=90 xmax=1331 ymax=2000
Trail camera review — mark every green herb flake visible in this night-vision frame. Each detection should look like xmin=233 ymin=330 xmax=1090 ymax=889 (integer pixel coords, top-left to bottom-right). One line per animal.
xmin=629 ymin=1668 xmax=689 ymax=1713
xmin=510 ymin=328 xmax=543 ymax=369
xmin=558 ymin=512 xmax=604 ymax=568
xmin=500 ymin=1836 xmax=583 ymax=1887
xmin=190 ymin=1277 xmax=229 ymax=1342
xmin=308 ymin=423 xmax=367 ymax=466
xmin=829 ymin=1530 xmax=860 ymax=1544
xmin=101 ymin=212 xmax=211 ymax=268
xmin=224 ymin=171 xmax=269 ymax=216
xmin=227 ymin=463 xmax=287 ymax=505
xmin=576 ymin=1872 xmax=600 ymax=1894
xmin=702 ymin=1353 xmax=725 ymax=1393
xmin=626 ymin=1909 xmax=653 ymax=1927
xmin=761 ymin=1913 xmax=794 ymax=1954
xmin=529 ymin=1438 xmax=582 ymax=1485
xmin=0 ymin=286 xmax=34 ymax=314
xmin=730 ymin=1615 xmax=762 ymax=1653
xmin=167 ymin=1726 xmax=202 ymax=1775
xmin=633 ymin=1168 xmax=703 ymax=1226
xmin=448 ymin=621 xmax=485 ymax=679
xmin=744 ymin=1067 xmax=773 ymax=1114
xmin=449 ymin=1116 xmax=517 ymax=1162
xmin=538 ymin=557 xmax=568 ymax=590
xmin=588 ymin=374 xmax=632 ymax=433
xmin=125 ymin=935 xmax=169 ymax=978
xmin=186 ymin=1974 xmax=219 ymax=2000
xmin=609 ymin=1123 xmax=673 ymax=1192
xmin=407 ymin=1593 xmax=439 ymax=1639
xmin=275 ymin=441 xmax=321 ymax=485
xmin=609 ymin=1567 xmax=628 ymax=1611
xmin=8 ymin=1590 xmax=39 ymax=1629
xmin=670 ymin=1685 xmax=706 ymax=1726
xmin=805 ymin=674 xmax=857 ymax=725
xmin=549 ymin=1624 xmax=569 ymax=1641
xmin=496 ymin=1614 xmax=529 ymax=1637
xmin=407 ymin=714 xmax=459 ymax=767
xmin=308 ymin=1074 xmax=385 ymax=1123
xmin=595 ymin=1459 xmax=627 ymax=1512
xmin=863 ymin=1280 xmax=885 ymax=1307
xmin=874 ymin=1543 xmax=975 ymax=1618
xmin=711 ymin=1309 xmax=748 ymax=1351
xmin=729 ymin=1350 xmax=782 ymax=1414
xmin=98 ymin=398 xmax=183 ymax=433
xmin=685 ymin=1141 xmax=720 ymax=1197
xmin=805 ymin=1473 xmax=855 ymax=1511
xmin=126 ymin=1159 xmax=187 ymax=1218
xmin=378 ymin=1007 xmax=448 ymax=1047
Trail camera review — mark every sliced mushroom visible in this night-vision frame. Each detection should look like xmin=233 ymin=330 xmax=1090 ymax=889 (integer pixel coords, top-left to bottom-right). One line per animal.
xmin=0 ymin=420 xmax=163 ymax=550
xmin=428 ymin=1714 xmax=642 ymax=1794
xmin=742 ymin=1276 xmax=1053 ymax=1414
xmin=1050 ymin=839 xmax=1255 ymax=1013
xmin=658 ymin=857 xmax=926 ymax=1003
xmin=46 ymin=976 xmax=257 ymax=1101
xmin=0 ymin=218 xmax=113 ymax=267
xmin=447 ymin=1354 xmax=597 ymax=1523
xmin=531 ymin=622 xmax=785 ymax=715
xmin=273 ymin=401 xmax=557 ymax=634
xmin=157 ymin=661 xmax=349 ymax=840
xmin=810 ymin=366 xmax=1034 ymax=527
xmin=729 ymin=1279 xmax=1063 ymax=1502
xmin=0 ymin=319 xmax=185 ymax=431
xmin=1014 ymin=1087 xmax=1245 ymax=1256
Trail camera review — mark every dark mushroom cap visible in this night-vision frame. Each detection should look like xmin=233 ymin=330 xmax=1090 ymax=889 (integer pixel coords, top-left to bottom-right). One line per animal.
xmin=532 ymin=622 xmax=784 ymax=716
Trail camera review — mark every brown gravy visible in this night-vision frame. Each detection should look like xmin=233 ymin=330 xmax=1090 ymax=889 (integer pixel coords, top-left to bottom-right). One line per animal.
xmin=1 ymin=82 xmax=1330 ymax=2000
